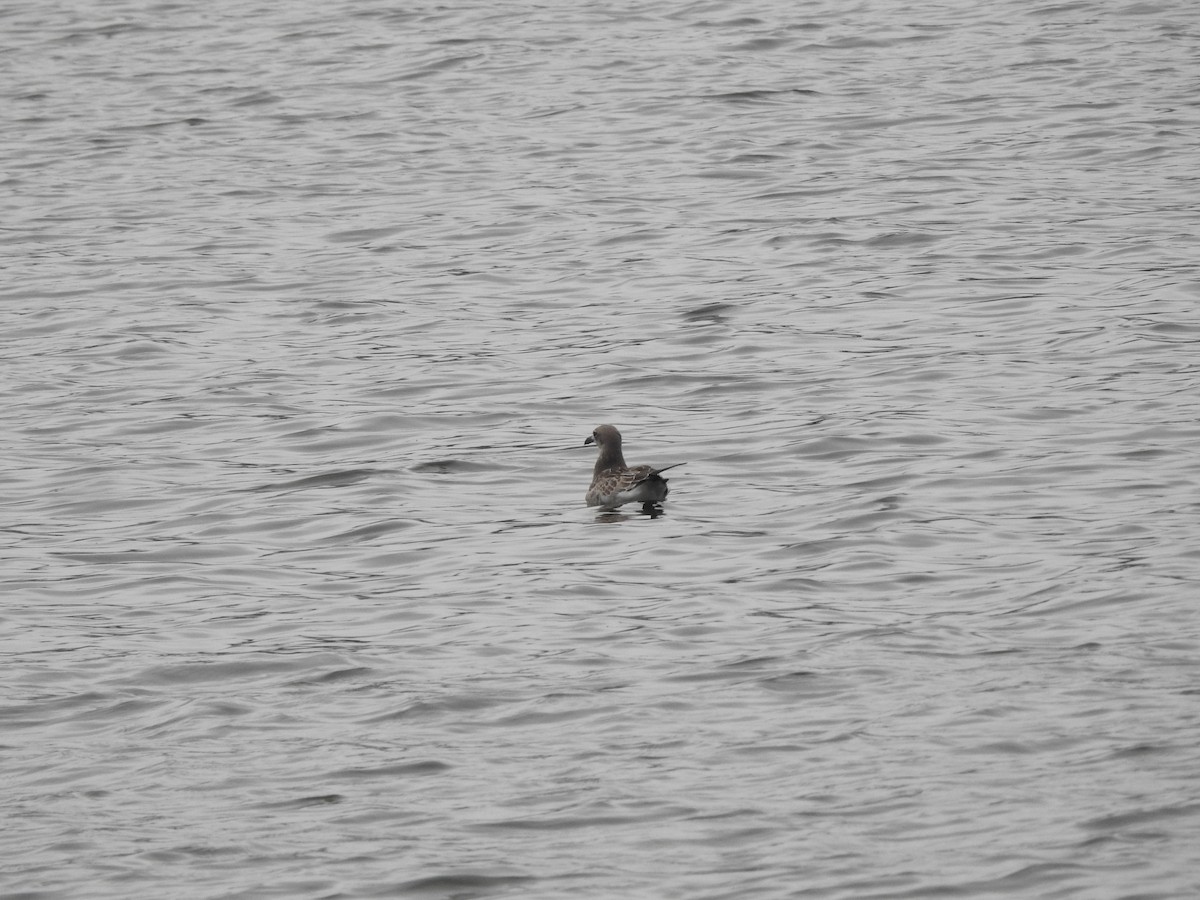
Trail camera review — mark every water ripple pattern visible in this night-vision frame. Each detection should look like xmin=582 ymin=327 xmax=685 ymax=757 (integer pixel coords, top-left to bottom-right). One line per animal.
xmin=4 ymin=0 xmax=1199 ymax=897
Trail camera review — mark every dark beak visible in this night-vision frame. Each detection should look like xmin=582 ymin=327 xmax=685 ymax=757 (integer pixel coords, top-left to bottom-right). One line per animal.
xmin=583 ymin=435 xmax=595 ymax=446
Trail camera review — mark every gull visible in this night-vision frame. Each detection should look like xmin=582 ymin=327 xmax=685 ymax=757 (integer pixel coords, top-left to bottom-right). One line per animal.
xmin=584 ymin=424 xmax=684 ymax=511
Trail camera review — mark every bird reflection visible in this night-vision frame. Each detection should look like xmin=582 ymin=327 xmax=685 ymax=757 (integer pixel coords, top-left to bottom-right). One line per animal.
xmin=593 ymin=503 xmax=665 ymax=523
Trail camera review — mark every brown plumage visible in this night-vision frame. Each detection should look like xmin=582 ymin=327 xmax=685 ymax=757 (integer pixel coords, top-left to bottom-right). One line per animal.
xmin=584 ymin=424 xmax=683 ymax=510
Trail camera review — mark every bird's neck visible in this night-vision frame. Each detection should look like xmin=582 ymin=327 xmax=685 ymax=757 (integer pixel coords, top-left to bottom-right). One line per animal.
xmin=593 ymin=446 xmax=626 ymax=475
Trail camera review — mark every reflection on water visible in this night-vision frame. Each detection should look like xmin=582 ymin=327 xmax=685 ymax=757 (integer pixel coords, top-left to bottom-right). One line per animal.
xmin=592 ymin=505 xmax=666 ymax=523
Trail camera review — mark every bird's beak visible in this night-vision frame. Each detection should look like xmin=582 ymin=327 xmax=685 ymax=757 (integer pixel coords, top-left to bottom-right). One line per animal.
xmin=583 ymin=435 xmax=595 ymax=446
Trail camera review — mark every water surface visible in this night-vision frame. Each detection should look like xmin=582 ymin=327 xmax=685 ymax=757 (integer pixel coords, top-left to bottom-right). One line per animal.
xmin=4 ymin=0 xmax=1200 ymax=897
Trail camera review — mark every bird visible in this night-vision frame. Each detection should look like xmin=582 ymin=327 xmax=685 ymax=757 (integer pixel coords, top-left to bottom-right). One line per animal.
xmin=584 ymin=424 xmax=684 ymax=511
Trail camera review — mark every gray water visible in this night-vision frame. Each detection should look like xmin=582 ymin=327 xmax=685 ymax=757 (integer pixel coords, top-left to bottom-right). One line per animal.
xmin=4 ymin=0 xmax=1200 ymax=897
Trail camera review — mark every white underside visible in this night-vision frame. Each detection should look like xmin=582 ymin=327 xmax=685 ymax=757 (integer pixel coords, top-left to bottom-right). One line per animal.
xmin=588 ymin=481 xmax=666 ymax=509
